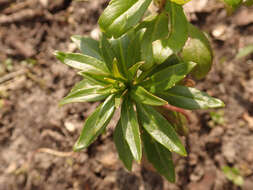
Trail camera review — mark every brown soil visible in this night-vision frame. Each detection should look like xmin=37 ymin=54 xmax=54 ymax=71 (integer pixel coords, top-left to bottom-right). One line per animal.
xmin=0 ymin=1 xmax=253 ymax=190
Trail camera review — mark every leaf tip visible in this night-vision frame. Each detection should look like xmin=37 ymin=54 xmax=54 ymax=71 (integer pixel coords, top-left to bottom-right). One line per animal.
xmin=73 ymin=142 xmax=84 ymax=152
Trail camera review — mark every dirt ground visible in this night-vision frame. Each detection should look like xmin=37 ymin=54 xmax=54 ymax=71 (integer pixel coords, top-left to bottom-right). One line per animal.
xmin=0 ymin=0 xmax=253 ymax=189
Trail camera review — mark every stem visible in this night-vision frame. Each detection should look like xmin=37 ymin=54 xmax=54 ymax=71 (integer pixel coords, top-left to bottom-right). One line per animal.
xmin=162 ymin=104 xmax=191 ymax=123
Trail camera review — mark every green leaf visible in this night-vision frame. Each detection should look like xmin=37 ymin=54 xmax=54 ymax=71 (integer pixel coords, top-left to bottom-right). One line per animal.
xmin=165 ymin=1 xmax=188 ymax=53
xmin=100 ymin=34 xmax=115 ymax=70
xmin=126 ymin=30 xmax=143 ymax=69
xmin=223 ymin=0 xmax=242 ymax=13
xmin=112 ymin=58 xmax=127 ymax=80
xmin=158 ymin=85 xmax=225 ymax=110
xmin=153 ymin=39 xmax=173 ymax=64
xmin=114 ymin=120 xmax=133 ymax=171
xmin=140 ymin=13 xmax=169 ymax=70
xmin=142 ymin=130 xmax=175 ymax=182
xmin=74 ymin=95 xmax=115 ymax=151
xmin=121 ymin=98 xmax=142 ymax=162
xmin=55 ymin=52 xmax=110 ymax=75
xmin=128 ymin=61 xmax=144 ymax=80
xmin=170 ymin=0 xmax=192 ymax=5
xmin=60 ymin=86 xmax=110 ymax=105
xmin=137 ymin=54 xmax=181 ymax=82
xmin=143 ymin=62 xmax=196 ymax=93
xmin=71 ymin=35 xmax=103 ymax=61
xmin=110 ymin=35 xmax=130 ymax=77
xmin=98 ymin=0 xmax=152 ymax=38
xmin=222 ymin=166 xmax=244 ymax=186
xmin=236 ymin=44 xmax=253 ymax=59
xmin=70 ymin=79 xmax=96 ymax=93
xmin=158 ymin=108 xmax=189 ymax=136
xmin=79 ymin=72 xmax=112 ymax=86
xmin=136 ymin=103 xmax=187 ymax=156
xmin=131 ymin=86 xmax=168 ymax=106
xmin=181 ymin=24 xmax=213 ymax=79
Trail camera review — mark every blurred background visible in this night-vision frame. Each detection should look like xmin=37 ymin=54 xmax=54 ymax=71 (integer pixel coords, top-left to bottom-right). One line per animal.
xmin=0 ymin=0 xmax=253 ymax=189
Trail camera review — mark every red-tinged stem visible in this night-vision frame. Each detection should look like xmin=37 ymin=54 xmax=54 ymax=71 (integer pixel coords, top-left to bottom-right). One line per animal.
xmin=162 ymin=104 xmax=191 ymax=123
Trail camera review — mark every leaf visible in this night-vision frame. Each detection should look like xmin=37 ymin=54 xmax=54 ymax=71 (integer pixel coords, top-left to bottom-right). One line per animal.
xmin=110 ymin=34 xmax=130 ymax=77
xmin=71 ymin=35 xmax=103 ymax=61
xmin=170 ymin=0 xmax=192 ymax=5
xmin=236 ymin=44 xmax=253 ymax=59
xmin=222 ymin=166 xmax=244 ymax=186
xmin=126 ymin=30 xmax=143 ymax=69
xmin=55 ymin=52 xmax=110 ymax=75
xmin=100 ymin=34 xmax=115 ymax=70
xmin=143 ymin=62 xmax=196 ymax=93
xmin=98 ymin=0 xmax=152 ymax=38
xmin=137 ymin=54 xmax=181 ymax=82
xmin=181 ymin=24 xmax=213 ymax=79
xmin=157 ymin=108 xmax=189 ymax=136
xmin=142 ymin=130 xmax=175 ymax=182
xmin=136 ymin=103 xmax=187 ymax=156
xmin=140 ymin=13 xmax=169 ymax=70
xmin=74 ymin=95 xmax=115 ymax=151
xmin=79 ymin=72 xmax=112 ymax=86
xmin=70 ymin=79 xmax=96 ymax=93
xmin=223 ymin=0 xmax=242 ymax=13
xmin=112 ymin=58 xmax=127 ymax=80
xmin=121 ymin=98 xmax=142 ymax=162
xmin=60 ymin=86 xmax=110 ymax=105
xmin=165 ymin=1 xmax=188 ymax=53
xmin=131 ymin=86 xmax=168 ymax=106
xmin=158 ymin=85 xmax=225 ymax=110
xmin=152 ymin=39 xmax=173 ymax=64
xmin=128 ymin=61 xmax=144 ymax=80
xmin=114 ymin=120 xmax=133 ymax=171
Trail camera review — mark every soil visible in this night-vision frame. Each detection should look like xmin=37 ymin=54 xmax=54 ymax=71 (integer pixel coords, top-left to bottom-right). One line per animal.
xmin=0 ymin=0 xmax=253 ymax=190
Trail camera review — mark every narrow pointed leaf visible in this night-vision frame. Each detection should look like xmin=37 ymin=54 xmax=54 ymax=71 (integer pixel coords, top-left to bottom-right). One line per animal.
xmin=100 ymin=34 xmax=115 ymax=70
xmin=165 ymin=1 xmax=188 ymax=53
xmin=98 ymin=0 xmax=152 ymax=38
xmin=71 ymin=35 xmax=102 ymax=60
xmin=158 ymin=85 xmax=225 ymax=110
xmin=70 ymin=79 xmax=96 ymax=93
xmin=60 ymin=86 xmax=109 ymax=105
xmin=142 ymin=130 xmax=175 ymax=182
xmin=110 ymin=35 xmax=130 ymax=77
xmin=74 ymin=95 xmax=115 ymax=151
xmin=128 ymin=61 xmax=144 ymax=80
xmin=121 ymin=98 xmax=142 ymax=162
xmin=55 ymin=52 xmax=110 ymax=75
xmin=181 ymin=24 xmax=213 ymax=79
xmin=131 ymin=86 xmax=168 ymax=106
xmin=136 ymin=103 xmax=187 ymax=156
xmin=126 ymin=31 xmax=143 ymax=69
xmin=140 ymin=13 xmax=169 ymax=70
xmin=143 ymin=62 xmax=196 ymax=93
xmin=112 ymin=58 xmax=126 ymax=80
xmin=114 ymin=120 xmax=133 ymax=171
xmin=79 ymin=72 xmax=112 ymax=86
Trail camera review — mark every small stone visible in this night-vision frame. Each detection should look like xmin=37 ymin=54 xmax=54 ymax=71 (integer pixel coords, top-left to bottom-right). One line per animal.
xmin=64 ymin=121 xmax=76 ymax=132
xmin=222 ymin=142 xmax=236 ymax=163
xmin=97 ymin=152 xmax=118 ymax=170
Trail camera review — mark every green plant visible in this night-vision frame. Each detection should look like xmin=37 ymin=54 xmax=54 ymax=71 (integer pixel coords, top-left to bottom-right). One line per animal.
xmin=55 ymin=0 xmax=225 ymax=182
xmin=222 ymin=166 xmax=244 ymax=186
xmin=222 ymin=0 xmax=253 ymax=13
